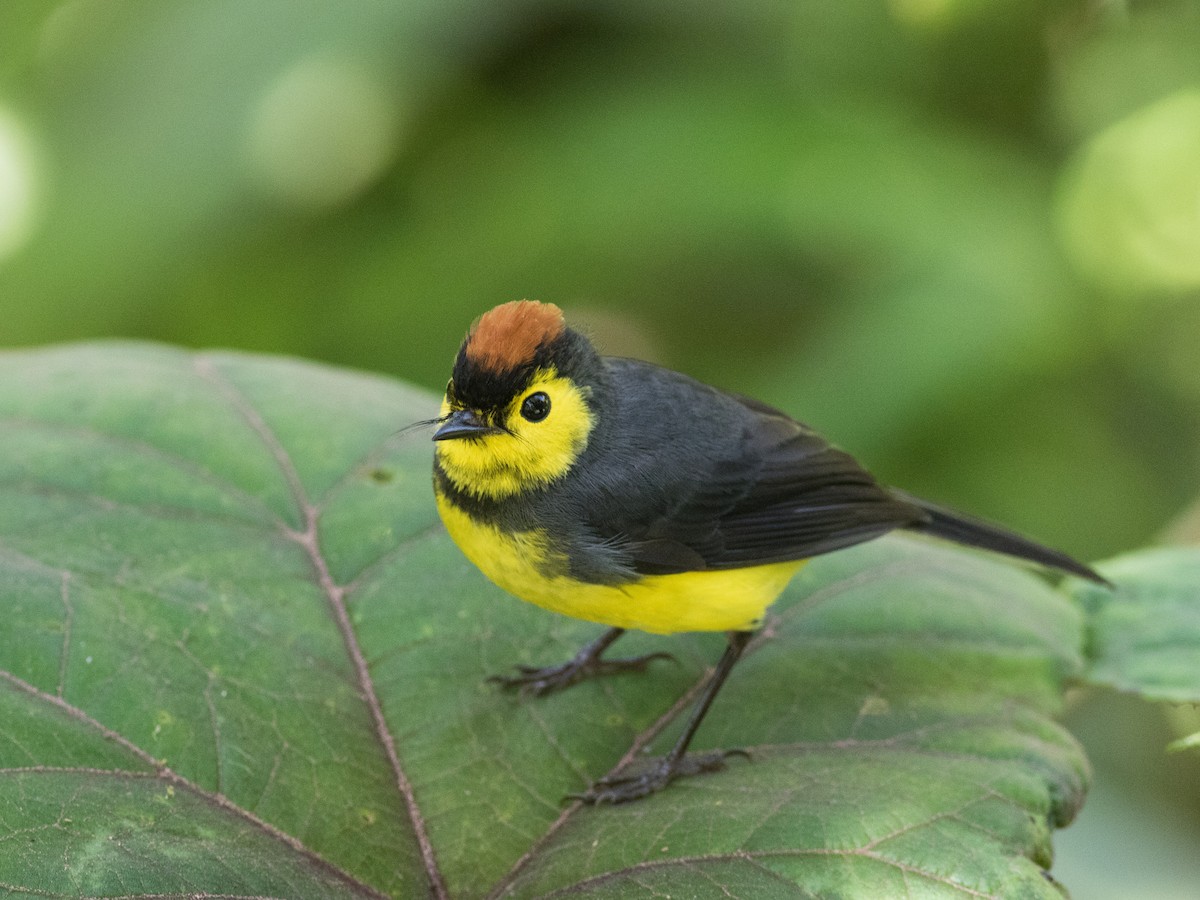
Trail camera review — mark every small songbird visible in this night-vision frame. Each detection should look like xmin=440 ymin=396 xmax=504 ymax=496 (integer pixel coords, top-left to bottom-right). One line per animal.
xmin=430 ymin=300 xmax=1104 ymax=803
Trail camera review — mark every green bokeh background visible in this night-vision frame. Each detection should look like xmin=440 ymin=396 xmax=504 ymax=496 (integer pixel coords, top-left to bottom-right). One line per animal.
xmin=1 ymin=0 xmax=1198 ymax=895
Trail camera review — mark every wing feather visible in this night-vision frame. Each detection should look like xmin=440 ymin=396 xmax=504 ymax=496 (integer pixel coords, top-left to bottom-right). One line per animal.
xmin=578 ymin=367 xmax=926 ymax=574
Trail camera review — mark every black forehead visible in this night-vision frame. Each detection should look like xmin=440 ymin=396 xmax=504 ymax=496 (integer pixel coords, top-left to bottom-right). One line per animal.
xmin=449 ymin=360 xmax=533 ymax=411
xmin=450 ymin=336 xmax=556 ymax=411
xmin=448 ymin=329 xmax=600 ymax=411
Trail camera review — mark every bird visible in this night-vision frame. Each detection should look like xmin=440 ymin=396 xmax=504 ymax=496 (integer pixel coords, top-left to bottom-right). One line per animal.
xmin=429 ymin=299 xmax=1105 ymax=804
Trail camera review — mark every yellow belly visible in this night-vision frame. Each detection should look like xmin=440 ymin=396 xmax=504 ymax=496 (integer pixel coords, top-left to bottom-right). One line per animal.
xmin=437 ymin=493 xmax=804 ymax=634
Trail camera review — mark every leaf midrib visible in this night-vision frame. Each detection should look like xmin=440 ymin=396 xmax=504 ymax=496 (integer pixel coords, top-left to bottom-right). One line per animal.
xmin=193 ymin=356 xmax=450 ymax=898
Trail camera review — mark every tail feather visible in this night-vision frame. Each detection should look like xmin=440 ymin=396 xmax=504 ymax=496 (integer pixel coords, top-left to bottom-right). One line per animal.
xmin=893 ymin=490 xmax=1109 ymax=585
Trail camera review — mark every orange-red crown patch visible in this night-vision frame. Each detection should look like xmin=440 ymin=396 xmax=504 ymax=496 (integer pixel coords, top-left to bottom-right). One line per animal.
xmin=464 ymin=300 xmax=565 ymax=372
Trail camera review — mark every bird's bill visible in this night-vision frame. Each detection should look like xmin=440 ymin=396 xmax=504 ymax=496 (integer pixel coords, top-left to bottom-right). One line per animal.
xmin=432 ymin=408 xmax=504 ymax=441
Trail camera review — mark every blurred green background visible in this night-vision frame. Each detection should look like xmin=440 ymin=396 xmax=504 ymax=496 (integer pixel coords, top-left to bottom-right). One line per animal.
xmin=1 ymin=0 xmax=1198 ymax=894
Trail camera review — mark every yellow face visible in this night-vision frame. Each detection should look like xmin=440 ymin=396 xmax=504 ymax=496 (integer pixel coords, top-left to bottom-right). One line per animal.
xmin=435 ymin=367 xmax=594 ymax=500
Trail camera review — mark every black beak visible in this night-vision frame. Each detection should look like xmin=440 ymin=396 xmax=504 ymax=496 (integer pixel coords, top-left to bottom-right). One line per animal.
xmin=433 ymin=408 xmax=502 ymax=441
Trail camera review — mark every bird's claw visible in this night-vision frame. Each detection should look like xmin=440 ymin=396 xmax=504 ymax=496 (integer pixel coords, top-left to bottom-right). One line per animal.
xmin=569 ymin=748 xmax=750 ymax=804
xmin=488 ymin=651 xmax=676 ymax=696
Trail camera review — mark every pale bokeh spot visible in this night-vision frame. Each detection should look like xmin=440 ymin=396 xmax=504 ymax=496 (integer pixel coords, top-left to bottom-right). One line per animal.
xmin=1059 ymin=90 xmax=1200 ymax=294
xmin=0 ymin=108 xmax=39 ymax=261
xmin=245 ymin=55 xmax=402 ymax=210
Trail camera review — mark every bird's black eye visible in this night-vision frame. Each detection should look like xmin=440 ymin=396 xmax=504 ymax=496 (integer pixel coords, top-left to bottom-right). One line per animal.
xmin=520 ymin=391 xmax=551 ymax=422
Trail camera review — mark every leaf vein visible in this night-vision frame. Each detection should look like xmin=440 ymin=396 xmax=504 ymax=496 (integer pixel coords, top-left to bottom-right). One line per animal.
xmin=0 ymin=670 xmax=385 ymax=898
xmin=195 ymin=356 xmax=449 ymax=899
xmin=0 ymin=417 xmax=279 ymax=524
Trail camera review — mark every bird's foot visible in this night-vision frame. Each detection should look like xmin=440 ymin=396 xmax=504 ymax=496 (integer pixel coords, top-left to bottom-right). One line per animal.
xmin=570 ymin=748 xmax=750 ymax=805
xmin=488 ymin=650 xmax=675 ymax=696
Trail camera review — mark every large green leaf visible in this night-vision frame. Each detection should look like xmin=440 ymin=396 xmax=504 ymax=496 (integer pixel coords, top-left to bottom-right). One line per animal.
xmin=1072 ymin=547 xmax=1200 ymax=702
xmin=0 ymin=344 xmax=1091 ymax=897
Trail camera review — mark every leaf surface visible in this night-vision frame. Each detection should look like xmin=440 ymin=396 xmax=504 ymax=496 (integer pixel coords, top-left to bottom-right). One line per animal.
xmin=0 ymin=344 xmax=1091 ymax=897
xmin=1073 ymin=547 xmax=1200 ymax=702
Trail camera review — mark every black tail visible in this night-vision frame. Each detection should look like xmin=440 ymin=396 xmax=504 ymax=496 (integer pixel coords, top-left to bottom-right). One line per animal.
xmin=893 ymin=490 xmax=1109 ymax=585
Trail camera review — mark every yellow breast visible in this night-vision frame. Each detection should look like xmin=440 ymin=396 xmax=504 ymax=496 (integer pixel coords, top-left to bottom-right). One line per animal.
xmin=436 ymin=492 xmax=804 ymax=634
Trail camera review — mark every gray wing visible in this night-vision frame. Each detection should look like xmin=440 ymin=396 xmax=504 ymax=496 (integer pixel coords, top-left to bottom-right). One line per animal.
xmin=574 ymin=362 xmax=926 ymax=575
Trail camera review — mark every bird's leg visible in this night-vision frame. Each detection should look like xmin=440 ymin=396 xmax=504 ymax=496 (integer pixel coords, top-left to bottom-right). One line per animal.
xmin=575 ymin=630 xmax=753 ymax=804
xmin=489 ymin=626 xmax=675 ymax=696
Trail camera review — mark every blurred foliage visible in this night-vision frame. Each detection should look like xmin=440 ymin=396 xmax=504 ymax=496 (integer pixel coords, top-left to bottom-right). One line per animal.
xmin=0 ymin=0 xmax=1198 ymax=563
xmin=1 ymin=1 xmax=1199 ymax=894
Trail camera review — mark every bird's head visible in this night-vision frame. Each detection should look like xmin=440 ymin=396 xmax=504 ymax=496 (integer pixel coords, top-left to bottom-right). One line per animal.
xmin=434 ymin=300 xmax=604 ymax=500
